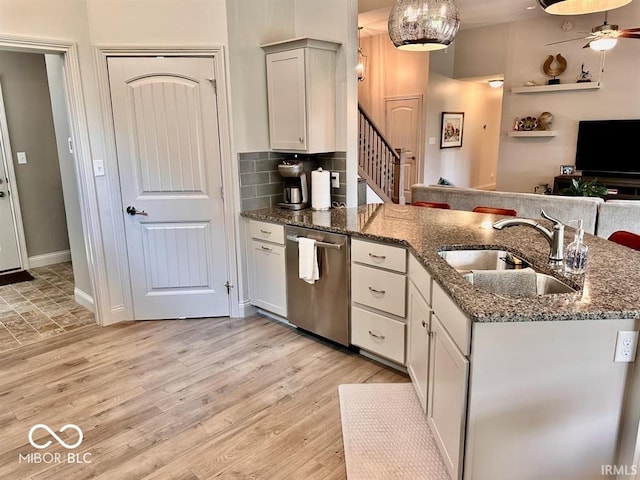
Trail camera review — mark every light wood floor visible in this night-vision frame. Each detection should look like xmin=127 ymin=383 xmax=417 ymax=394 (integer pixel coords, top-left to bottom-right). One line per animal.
xmin=0 ymin=315 xmax=408 ymax=479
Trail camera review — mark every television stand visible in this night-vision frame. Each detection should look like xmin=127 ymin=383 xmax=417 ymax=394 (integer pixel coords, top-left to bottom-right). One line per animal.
xmin=553 ymin=174 xmax=640 ymax=200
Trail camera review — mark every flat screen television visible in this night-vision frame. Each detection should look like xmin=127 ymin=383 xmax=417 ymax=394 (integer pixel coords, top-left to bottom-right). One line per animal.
xmin=575 ymin=119 xmax=640 ymax=176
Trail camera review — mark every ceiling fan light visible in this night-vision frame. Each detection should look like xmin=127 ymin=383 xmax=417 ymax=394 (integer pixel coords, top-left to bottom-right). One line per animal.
xmin=388 ymin=0 xmax=461 ymax=51
xmin=488 ymin=79 xmax=504 ymax=88
xmin=537 ymin=0 xmax=632 ymax=15
xmin=589 ymin=37 xmax=618 ymax=50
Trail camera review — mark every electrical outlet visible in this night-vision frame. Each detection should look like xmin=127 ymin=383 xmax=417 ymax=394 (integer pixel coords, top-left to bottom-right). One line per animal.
xmin=330 ymin=171 xmax=339 ymax=188
xmin=93 ymin=159 xmax=105 ymax=177
xmin=614 ymin=331 xmax=639 ymax=362
xmin=16 ymin=152 xmax=27 ymax=164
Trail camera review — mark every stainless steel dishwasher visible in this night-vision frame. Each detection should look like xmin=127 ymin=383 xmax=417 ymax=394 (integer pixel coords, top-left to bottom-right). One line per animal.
xmin=285 ymin=225 xmax=350 ymax=346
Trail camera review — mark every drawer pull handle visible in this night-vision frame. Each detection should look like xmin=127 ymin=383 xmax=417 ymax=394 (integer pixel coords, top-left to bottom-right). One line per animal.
xmin=260 ymin=229 xmax=272 ymax=235
xmin=261 ymin=246 xmax=273 ymax=252
xmin=368 ymin=330 xmax=386 ymax=340
xmin=368 ymin=253 xmax=386 ymax=260
xmin=368 ymin=286 xmax=386 ymax=295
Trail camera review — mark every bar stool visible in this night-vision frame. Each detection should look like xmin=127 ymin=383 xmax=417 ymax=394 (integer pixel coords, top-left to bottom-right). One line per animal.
xmin=608 ymin=230 xmax=640 ymax=251
xmin=413 ymin=201 xmax=451 ymax=209
xmin=472 ymin=206 xmax=517 ymax=216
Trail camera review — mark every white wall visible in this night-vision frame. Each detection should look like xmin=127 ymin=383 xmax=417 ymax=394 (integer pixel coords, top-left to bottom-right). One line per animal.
xmin=497 ymin=4 xmax=640 ymax=192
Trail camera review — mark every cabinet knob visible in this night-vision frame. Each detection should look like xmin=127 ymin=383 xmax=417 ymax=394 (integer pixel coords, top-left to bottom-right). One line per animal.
xmin=298 ymin=137 xmax=304 ymax=143
xmin=421 ymin=320 xmax=427 ymax=328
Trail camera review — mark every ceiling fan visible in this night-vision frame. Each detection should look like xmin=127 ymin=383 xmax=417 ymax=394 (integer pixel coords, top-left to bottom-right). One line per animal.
xmin=546 ymin=12 xmax=640 ymax=51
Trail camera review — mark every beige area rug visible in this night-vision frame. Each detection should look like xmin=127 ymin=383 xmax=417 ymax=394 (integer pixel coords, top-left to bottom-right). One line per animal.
xmin=338 ymin=383 xmax=450 ymax=480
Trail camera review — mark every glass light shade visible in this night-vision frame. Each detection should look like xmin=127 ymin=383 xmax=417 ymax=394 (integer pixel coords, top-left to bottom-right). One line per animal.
xmin=388 ymin=0 xmax=460 ymax=51
xmin=589 ymin=37 xmax=618 ymax=50
xmin=537 ymin=0 xmax=632 ymax=15
xmin=488 ymin=79 xmax=504 ymax=88
xmin=357 ymin=49 xmax=367 ymax=81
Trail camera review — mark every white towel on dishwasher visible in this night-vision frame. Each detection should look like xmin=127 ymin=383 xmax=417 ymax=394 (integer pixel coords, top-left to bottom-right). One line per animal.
xmin=298 ymin=237 xmax=319 ymax=284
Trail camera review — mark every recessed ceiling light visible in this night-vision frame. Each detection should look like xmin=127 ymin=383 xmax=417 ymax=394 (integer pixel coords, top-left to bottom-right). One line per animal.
xmin=488 ymin=79 xmax=504 ymax=88
xmin=525 ymin=5 xmax=537 ymax=9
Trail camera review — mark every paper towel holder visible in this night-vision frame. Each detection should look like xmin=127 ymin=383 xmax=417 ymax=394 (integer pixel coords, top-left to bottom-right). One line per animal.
xmin=311 ymin=167 xmax=331 ymax=211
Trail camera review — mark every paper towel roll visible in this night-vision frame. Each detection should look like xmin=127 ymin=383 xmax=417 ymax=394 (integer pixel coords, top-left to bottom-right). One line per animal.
xmin=311 ymin=167 xmax=331 ymax=210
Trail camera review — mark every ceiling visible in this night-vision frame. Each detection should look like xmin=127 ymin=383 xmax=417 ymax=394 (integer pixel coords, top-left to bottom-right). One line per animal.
xmin=358 ymin=0 xmax=549 ymax=36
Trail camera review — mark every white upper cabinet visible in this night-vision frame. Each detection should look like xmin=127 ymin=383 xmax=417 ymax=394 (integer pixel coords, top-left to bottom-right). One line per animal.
xmin=261 ymin=38 xmax=341 ymax=153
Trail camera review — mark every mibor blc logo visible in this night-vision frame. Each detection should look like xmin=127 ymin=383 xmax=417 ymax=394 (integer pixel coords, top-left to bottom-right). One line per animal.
xmin=19 ymin=424 xmax=92 ymax=465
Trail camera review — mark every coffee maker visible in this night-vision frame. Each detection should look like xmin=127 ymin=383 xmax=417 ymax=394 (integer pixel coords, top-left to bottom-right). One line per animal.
xmin=278 ymin=161 xmax=308 ymax=210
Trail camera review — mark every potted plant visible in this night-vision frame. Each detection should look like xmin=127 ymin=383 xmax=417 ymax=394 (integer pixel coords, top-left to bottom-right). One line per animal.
xmin=560 ymin=178 xmax=608 ymax=197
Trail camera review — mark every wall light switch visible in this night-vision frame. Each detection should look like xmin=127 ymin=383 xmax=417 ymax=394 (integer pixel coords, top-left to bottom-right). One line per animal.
xmin=16 ymin=152 xmax=27 ymax=164
xmin=93 ymin=159 xmax=105 ymax=177
xmin=331 ymin=171 xmax=340 ymax=188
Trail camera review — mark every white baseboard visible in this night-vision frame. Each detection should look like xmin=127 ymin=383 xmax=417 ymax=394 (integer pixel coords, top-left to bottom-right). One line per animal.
xmin=28 ymin=249 xmax=71 ymax=268
xmin=472 ymin=182 xmax=497 ymax=191
xmin=238 ymin=300 xmax=257 ymax=318
xmin=74 ymin=287 xmax=95 ymax=313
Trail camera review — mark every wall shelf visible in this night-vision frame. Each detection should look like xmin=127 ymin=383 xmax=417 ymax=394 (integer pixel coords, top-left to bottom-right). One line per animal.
xmin=508 ymin=130 xmax=557 ymax=137
xmin=511 ymin=82 xmax=600 ymax=94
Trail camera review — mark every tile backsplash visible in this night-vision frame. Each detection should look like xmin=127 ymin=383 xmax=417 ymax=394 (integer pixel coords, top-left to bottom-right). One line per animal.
xmin=239 ymin=151 xmax=347 ymax=211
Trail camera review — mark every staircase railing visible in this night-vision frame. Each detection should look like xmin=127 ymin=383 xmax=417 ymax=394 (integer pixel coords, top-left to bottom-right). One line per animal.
xmin=358 ymin=104 xmax=405 ymax=204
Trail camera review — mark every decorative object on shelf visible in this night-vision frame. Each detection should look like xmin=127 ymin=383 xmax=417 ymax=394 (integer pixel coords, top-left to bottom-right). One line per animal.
xmin=518 ymin=116 xmax=538 ymax=131
xmin=542 ymin=54 xmax=567 ymax=85
xmin=560 ymin=164 xmax=575 ymax=175
xmin=560 ymin=177 xmax=608 ymax=197
xmin=537 ymin=112 xmax=554 ymax=130
xmin=537 ymin=0 xmax=631 ymax=16
xmin=545 ymin=12 xmax=640 ymax=52
xmin=525 ymin=80 xmax=540 ymax=86
xmin=534 ymin=183 xmax=552 ymax=195
xmin=357 ymin=27 xmax=368 ymax=82
xmin=388 ymin=0 xmax=460 ymax=51
xmin=576 ymin=64 xmax=592 ymax=82
xmin=440 ymin=112 xmax=464 ymax=148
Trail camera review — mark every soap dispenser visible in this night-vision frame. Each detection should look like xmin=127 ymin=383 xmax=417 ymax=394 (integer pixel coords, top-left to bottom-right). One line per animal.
xmin=564 ymin=219 xmax=588 ymax=274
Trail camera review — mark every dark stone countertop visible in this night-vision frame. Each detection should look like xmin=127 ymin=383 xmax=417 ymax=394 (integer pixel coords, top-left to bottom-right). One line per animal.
xmin=241 ymin=204 xmax=640 ymax=323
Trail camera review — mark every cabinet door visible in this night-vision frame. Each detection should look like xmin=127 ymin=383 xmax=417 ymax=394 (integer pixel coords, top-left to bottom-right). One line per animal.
xmin=265 ymin=48 xmax=307 ymax=151
xmin=427 ymin=314 xmax=469 ymax=480
xmin=248 ymin=239 xmax=287 ymax=317
xmin=407 ymin=282 xmax=430 ymax=413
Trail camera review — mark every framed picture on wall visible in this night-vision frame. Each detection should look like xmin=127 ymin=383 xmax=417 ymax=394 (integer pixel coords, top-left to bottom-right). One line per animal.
xmin=440 ymin=112 xmax=464 ymax=148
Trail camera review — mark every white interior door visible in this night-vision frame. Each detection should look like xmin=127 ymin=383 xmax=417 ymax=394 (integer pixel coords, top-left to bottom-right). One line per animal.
xmin=0 ymin=155 xmax=21 ymax=273
xmin=385 ymin=96 xmax=422 ymax=203
xmin=0 ymin=82 xmax=23 ymax=274
xmin=108 ymin=56 xmax=229 ymax=320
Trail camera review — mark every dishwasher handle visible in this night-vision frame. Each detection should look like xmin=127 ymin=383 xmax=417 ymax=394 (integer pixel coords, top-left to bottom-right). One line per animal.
xmin=286 ymin=235 xmax=342 ymax=250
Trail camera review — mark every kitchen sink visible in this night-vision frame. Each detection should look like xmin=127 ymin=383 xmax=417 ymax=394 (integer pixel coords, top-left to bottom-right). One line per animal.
xmin=462 ymin=271 xmax=576 ymax=295
xmin=438 ymin=249 xmax=531 ymax=273
xmin=439 ymin=248 xmax=576 ymax=296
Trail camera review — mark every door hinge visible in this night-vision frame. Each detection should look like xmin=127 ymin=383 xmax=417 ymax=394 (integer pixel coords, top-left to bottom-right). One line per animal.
xmin=208 ymin=78 xmax=217 ymax=94
xmin=224 ymin=281 xmax=233 ymax=295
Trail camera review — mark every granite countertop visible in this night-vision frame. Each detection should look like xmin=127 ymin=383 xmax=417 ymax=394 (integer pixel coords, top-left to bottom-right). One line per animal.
xmin=241 ymin=204 xmax=640 ymax=323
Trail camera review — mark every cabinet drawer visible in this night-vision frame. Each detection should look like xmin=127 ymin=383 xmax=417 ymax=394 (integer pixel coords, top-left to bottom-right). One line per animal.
xmin=249 ymin=220 xmax=285 ymax=244
xmin=352 ymin=238 xmax=407 ymax=273
xmin=432 ymin=282 xmax=471 ymax=356
xmin=351 ymin=263 xmax=406 ymax=317
xmin=351 ymin=306 xmax=405 ymax=365
xmin=409 ymin=254 xmax=432 ymax=306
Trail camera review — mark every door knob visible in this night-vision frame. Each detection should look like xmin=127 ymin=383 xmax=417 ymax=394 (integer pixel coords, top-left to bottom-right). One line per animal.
xmin=126 ymin=205 xmax=147 ymax=216
xmin=0 ymin=191 xmax=5 ymax=198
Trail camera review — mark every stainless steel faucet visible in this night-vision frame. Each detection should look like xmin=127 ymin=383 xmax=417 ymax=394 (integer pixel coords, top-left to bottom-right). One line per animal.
xmin=492 ymin=210 xmax=565 ymax=263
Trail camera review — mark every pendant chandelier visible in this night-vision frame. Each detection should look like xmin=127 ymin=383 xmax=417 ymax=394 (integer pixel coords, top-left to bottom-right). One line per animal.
xmin=537 ymin=0 xmax=632 ymax=15
xmin=357 ymin=27 xmax=368 ymax=81
xmin=388 ymin=0 xmax=460 ymax=51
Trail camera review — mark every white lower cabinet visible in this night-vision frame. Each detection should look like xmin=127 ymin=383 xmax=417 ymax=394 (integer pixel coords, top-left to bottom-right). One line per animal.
xmin=246 ymin=220 xmax=287 ymax=317
xmin=407 ymin=282 xmax=430 ymax=412
xmin=351 ymin=306 xmax=406 ymax=364
xmin=427 ymin=313 xmax=469 ymax=480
